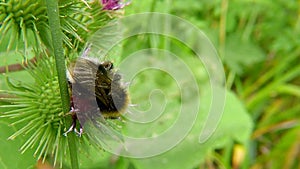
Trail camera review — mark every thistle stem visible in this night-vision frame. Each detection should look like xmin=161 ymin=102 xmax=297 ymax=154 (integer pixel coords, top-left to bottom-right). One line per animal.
xmin=45 ymin=1 xmax=79 ymax=169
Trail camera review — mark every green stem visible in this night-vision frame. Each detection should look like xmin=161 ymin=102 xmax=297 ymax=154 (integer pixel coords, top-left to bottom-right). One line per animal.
xmin=45 ymin=1 xmax=79 ymax=169
xmin=219 ymin=0 xmax=228 ymax=60
xmin=246 ymin=65 xmax=300 ymax=109
xmin=242 ymin=48 xmax=300 ymax=98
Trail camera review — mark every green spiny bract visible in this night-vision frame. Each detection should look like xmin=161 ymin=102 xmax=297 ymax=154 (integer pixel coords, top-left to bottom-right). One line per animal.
xmin=0 ymin=0 xmax=48 ymax=52
xmin=0 ymin=56 xmax=69 ymax=167
xmin=0 ymin=0 xmax=112 ymax=55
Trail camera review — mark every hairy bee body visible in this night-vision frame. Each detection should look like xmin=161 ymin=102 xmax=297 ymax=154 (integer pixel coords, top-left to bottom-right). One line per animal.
xmin=66 ymin=57 xmax=129 ymax=134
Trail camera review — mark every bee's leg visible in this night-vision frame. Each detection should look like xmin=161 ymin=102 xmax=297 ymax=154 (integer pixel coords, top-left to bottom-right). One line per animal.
xmin=74 ymin=124 xmax=83 ymax=137
xmin=64 ymin=107 xmax=80 ymax=136
xmin=71 ymin=109 xmax=83 ymax=136
xmin=63 ymin=115 xmax=77 ymax=136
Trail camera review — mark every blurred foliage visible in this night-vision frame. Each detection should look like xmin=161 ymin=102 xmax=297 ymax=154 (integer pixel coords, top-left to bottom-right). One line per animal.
xmin=127 ymin=0 xmax=300 ymax=169
xmin=0 ymin=0 xmax=299 ymax=169
xmin=126 ymin=0 xmax=300 ymax=169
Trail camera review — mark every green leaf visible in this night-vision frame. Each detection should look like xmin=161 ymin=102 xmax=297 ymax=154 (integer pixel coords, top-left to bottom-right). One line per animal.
xmin=224 ymin=34 xmax=266 ymax=75
xmin=129 ymin=86 xmax=253 ymax=169
xmin=0 ymin=121 xmax=36 ymax=169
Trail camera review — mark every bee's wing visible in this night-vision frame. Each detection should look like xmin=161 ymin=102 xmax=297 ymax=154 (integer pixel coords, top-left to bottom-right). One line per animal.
xmin=71 ymin=58 xmax=99 ymax=123
xmin=81 ymin=21 xmax=123 ymax=63
xmin=72 ymin=20 xmax=125 ymax=149
xmin=72 ymin=58 xmax=123 ymax=140
xmin=72 ymin=58 xmax=98 ymax=92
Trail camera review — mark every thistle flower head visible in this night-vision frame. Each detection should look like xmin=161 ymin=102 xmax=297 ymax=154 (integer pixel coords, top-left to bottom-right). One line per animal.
xmin=101 ymin=0 xmax=130 ymax=10
xmin=0 ymin=0 xmax=48 ymax=52
xmin=0 ymin=0 xmax=109 ymax=54
xmin=0 ymin=55 xmax=70 ymax=167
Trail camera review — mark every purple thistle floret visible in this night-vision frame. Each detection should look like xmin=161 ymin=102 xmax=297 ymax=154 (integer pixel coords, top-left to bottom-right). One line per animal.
xmin=101 ymin=0 xmax=130 ymax=10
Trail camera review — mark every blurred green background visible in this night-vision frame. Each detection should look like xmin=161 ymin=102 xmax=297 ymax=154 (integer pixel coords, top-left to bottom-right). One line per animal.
xmin=0 ymin=0 xmax=299 ymax=169
xmin=123 ymin=1 xmax=300 ymax=169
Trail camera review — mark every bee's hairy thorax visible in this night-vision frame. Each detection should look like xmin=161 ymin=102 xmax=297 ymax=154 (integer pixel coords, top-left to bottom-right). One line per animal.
xmin=94 ymin=61 xmax=129 ymax=119
xmin=69 ymin=58 xmax=129 ymax=124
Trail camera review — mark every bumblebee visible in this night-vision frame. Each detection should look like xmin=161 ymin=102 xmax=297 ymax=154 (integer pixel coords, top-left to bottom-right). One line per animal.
xmin=65 ymin=55 xmax=129 ymax=136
